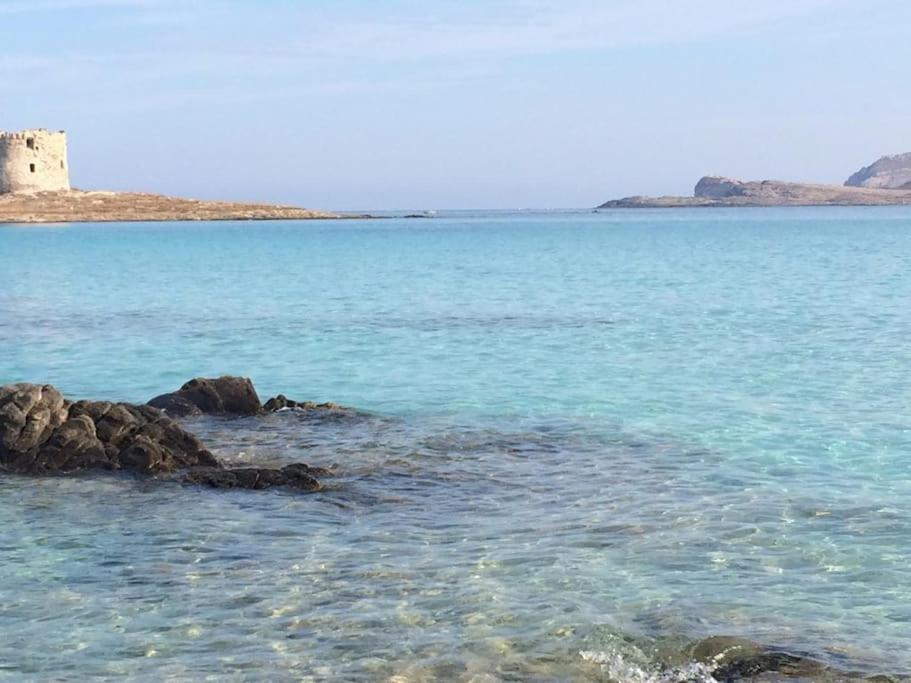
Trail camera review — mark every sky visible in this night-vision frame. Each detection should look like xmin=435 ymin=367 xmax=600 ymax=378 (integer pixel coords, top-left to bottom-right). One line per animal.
xmin=1 ymin=0 xmax=909 ymax=209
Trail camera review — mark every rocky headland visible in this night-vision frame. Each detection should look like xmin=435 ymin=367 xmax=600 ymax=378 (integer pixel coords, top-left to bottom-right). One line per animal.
xmin=0 ymin=376 xmax=347 ymax=491
xmin=845 ymin=152 xmax=911 ymax=189
xmin=599 ymin=153 xmax=911 ymax=208
xmin=0 ymin=189 xmax=339 ymax=223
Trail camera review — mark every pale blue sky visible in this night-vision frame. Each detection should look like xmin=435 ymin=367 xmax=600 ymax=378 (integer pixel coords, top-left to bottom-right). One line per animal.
xmin=1 ymin=0 xmax=909 ymax=209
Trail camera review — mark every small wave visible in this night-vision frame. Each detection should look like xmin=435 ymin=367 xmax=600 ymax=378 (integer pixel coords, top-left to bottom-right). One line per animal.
xmin=580 ymin=649 xmax=719 ymax=683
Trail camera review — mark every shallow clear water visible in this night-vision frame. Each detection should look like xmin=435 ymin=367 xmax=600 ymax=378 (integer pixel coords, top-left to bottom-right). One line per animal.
xmin=2 ymin=208 xmax=911 ymax=680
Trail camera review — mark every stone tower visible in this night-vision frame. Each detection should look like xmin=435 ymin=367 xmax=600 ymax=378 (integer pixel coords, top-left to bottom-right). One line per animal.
xmin=0 ymin=129 xmax=70 ymax=194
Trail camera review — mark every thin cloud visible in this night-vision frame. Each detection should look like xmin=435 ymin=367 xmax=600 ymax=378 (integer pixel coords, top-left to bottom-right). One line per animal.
xmin=0 ymin=0 xmax=154 ymax=12
xmin=0 ymin=0 xmax=879 ymax=102
xmin=173 ymin=0 xmax=855 ymax=61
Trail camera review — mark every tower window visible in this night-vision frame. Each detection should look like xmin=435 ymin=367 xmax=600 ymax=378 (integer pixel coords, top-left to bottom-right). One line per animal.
xmin=29 ymin=163 xmax=36 ymax=173
xmin=26 ymin=137 xmax=35 ymax=150
xmin=60 ymin=161 xmax=65 ymax=169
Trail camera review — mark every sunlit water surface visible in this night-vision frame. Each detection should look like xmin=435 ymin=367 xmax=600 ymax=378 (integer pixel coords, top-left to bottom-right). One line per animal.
xmin=2 ymin=208 xmax=911 ymax=681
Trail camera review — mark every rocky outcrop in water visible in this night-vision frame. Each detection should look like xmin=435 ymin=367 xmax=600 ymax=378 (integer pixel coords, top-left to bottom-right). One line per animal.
xmin=845 ymin=152 xmax=911 ymax=189
xmin=0 ymin=383 xmax=217 ymax=474
xmin=184 ymin=463 xmax=327 ymax=490
xmin=148 ymin=376 xmax=349 ymax=418
xmin=0 ymin=379 xmax=334 ymax=491
xmin=688 ymin=636 xmax=827 ymax=680
xmin=148 ymin=376 xmax=265 ymax=417
xmin=262 ymin=394 xmax=344 ymax=413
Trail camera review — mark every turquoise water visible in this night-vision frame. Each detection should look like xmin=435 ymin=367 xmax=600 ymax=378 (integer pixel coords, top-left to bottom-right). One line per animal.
xmin=2 ymin=208 xmax=911 ymax=680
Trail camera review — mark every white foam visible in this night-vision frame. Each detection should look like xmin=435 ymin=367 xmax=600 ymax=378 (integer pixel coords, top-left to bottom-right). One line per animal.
xmin=580 ymin=649 xmax=719 ymax=683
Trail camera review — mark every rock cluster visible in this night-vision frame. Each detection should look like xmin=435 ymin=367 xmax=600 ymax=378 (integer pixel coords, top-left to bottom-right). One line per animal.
xmin=148 ymin=376 xmax=347 ymax=417
xmin=148 ymin=376 xmax=265 ymax=417
xmin=263 ymin=394 xmax=344 ymax=413
xmin=184 ymin=463 xmax=327 ymax=491
xmin=0 ymin=384 xmax=217 ymax=474
xmin=0 ymin=377 xmax=338 ymax=492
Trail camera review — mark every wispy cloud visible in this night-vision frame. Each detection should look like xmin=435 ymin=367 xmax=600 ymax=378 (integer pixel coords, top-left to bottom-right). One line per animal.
xmin=0 ymin=0 xmax=858 ymax=77
xmin=0 ymin=0 xmax=890 ymax=108
xmin=0 ymin=0 xmax=154 ymax=13
xmin=2 ymin=0 xmax=854 ymax=56
xmin=279 ymin=0 xmax=852 ymax=60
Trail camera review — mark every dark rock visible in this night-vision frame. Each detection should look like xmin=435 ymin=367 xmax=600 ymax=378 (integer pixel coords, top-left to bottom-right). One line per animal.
xmin=1 ymin=382 xmax=329 ymax=493
xmin=262 ymin=393 xmax=345 ymax=413
xmin=1 ymin=384 xmax=218 ymax=476
xmin=70 ymin=399 xmax=219 ymax=472
xmin=32 ymin=415 xmax=110 ymax=472
xmin=0 ymin=384 xmax=69 ymax=454
xmin=183 ymin=464 xmax=322 ymax=491
xmin=694 ymin=176 xmax=748 ymax=199
xmin=143 ymin=393 xmax=202 ymax=417
xmin=148 ymin=376 xmax=263 ymax=416
xmin=688 ymin=636 xmax=827 ymax=681
xmin=147 ymin=377 xmax=349 ymax=418
xmin=262 ymin=394 xmax=292 ymax=412
xmin=119 ymin=434 xmax=166 ymax=472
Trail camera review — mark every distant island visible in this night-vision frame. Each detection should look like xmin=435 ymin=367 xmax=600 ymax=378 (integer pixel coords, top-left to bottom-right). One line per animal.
xmin=598 ymin=153 xmax=911 ymax=208
xmin=0 ymin=128 xmax=337 ymax=223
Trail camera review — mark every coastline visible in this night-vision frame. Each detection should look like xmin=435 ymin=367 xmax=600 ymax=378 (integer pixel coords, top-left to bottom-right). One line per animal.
xmin=598 ymin=179 xmax=911 ymax=209
xmin=0 ymin=189 xmax=340 ymax=223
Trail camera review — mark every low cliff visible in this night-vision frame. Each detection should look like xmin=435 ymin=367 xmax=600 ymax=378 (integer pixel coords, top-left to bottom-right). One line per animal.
xmin=0 ymin=189 xmax=338 ymax=223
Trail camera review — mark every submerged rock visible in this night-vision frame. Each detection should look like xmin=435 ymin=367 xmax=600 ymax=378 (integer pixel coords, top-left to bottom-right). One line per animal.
xmin=688 ymin=635 xmax=827 ymax=681
xmin=262 ymin=393 xmax=344 ymax=413
xmin=183 ymin=463 xmax=326 ymax=491
xmin=0 ymin=382 xmax=329 ymax=492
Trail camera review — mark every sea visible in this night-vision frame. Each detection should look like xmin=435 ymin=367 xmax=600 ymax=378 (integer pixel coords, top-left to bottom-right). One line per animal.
xmin=2 ymin=207 xmax=911 ymax=681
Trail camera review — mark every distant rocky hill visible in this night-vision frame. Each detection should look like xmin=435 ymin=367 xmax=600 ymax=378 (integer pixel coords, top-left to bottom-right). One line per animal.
xmin=844 ymin=152 xmax=911 ymax=189
xmin=599 ymin=176 xmax=911 ymax=208
xmin=599 ymin=153 xmax=911 ymax=208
